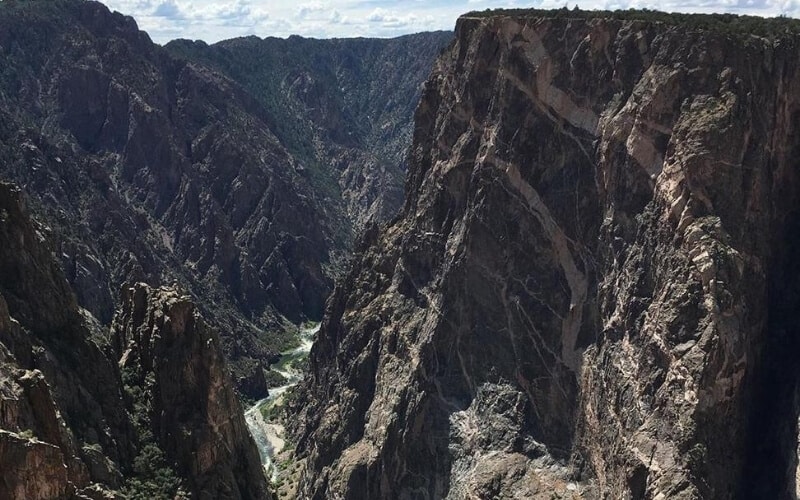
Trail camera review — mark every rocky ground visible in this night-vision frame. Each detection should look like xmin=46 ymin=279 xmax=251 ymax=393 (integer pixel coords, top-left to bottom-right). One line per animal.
xmin=166 ymin=32 xmax=453 ymax=237
xmin=7 ymin=1 xmax=800 ymax=499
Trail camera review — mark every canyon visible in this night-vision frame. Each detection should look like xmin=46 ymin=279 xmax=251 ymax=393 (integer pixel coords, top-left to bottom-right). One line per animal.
xmin=2 ymin=0 xmax=800 ymax=499
xmin=0 ymin=0 xmax=450 ymax=401
xmin=0 ymin=0 xmax=447 ymax=497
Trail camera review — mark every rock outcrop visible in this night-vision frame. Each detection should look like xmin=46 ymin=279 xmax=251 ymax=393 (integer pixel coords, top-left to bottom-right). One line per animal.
xmin=113 ymin=283 xmax=271 ymax=499
xmin=0 ymin=179 xmax=269 ymax=498
xmin=294 ymin=11 xmax=800 ymax=499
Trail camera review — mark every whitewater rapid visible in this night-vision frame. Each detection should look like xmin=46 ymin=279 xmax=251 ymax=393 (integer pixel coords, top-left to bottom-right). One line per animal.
xmin=244 ymin=324 xmax=317 ymax=481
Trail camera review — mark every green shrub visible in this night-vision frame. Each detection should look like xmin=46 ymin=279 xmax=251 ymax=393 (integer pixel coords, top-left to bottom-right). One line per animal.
xmin=120 ymin=366 xmax=188 ymax=499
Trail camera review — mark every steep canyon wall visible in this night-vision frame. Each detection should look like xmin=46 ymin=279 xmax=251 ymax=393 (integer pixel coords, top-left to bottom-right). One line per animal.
xmin=294 ymin=12 xmax=800 ymax=500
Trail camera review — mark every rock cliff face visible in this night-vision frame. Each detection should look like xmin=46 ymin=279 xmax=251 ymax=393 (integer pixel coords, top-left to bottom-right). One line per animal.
xmin=294 ymin=11 xmax=800 ymax=499
xmin=0 ymin=181 xmax=134 ymax=498
xmin=0 ymin=181 xmax=269 ymax=498
xmin=0 ymin=0 xmax=446 ymax=398
xmin=112 ymin=283 xmax=270 ymax=499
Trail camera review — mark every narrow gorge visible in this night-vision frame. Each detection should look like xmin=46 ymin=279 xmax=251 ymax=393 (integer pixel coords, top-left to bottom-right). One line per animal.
xmin=0 ymin=0 xmax=450 ymax=403
xmin=246 ymin=324 xmax=317 ymax=482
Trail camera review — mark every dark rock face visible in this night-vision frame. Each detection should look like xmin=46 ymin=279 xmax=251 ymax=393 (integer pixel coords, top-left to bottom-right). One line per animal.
xmin=112 ymin=283 xmax=271 ymax=499
xmin=0 ymin=180 xmax=270 ymax=497
xmin=294 ymin=13 xmax=800 ymax=499
xmin=0 ymin=181 xmax=134 ymax=497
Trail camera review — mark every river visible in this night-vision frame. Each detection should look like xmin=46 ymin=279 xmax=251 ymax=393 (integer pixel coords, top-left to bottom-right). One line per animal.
xmin=244 ymin=324 xmax=317 ymax=481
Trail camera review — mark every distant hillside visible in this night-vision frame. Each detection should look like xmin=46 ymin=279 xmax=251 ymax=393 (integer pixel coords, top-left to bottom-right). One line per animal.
xmin=166 ymin=31 xmax=453 ymax=234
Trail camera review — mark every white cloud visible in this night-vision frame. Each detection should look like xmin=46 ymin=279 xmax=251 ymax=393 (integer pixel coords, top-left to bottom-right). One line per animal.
xmin=366 ymin=8 xmax=414 ymax=27
xmin=153 ymin=0 xmax=183 ymax=19
xmin=104 ymin=0 xmax=277 ymax=41
xmin=296 ymin=2 xmax=325 ymax=19
xmin=100 ymin=0 xmax=800 ymax=44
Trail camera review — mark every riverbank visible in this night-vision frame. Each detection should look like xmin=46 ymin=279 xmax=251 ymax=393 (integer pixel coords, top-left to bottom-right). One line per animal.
xmin=245 ymin=324 xmax=318 ymax=484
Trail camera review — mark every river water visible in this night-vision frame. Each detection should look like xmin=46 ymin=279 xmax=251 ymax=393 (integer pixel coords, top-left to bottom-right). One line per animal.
xmin=244 ymin=325 xmax=317 ymax=481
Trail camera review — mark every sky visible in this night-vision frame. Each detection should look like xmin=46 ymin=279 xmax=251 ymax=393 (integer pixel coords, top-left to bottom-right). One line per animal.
xmin=100 ymin=0 xmax=800 ymax=44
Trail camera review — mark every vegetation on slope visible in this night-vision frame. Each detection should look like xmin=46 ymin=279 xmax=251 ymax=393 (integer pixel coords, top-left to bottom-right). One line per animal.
xmin=465 ymin=7 xmax=800 ymax=39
